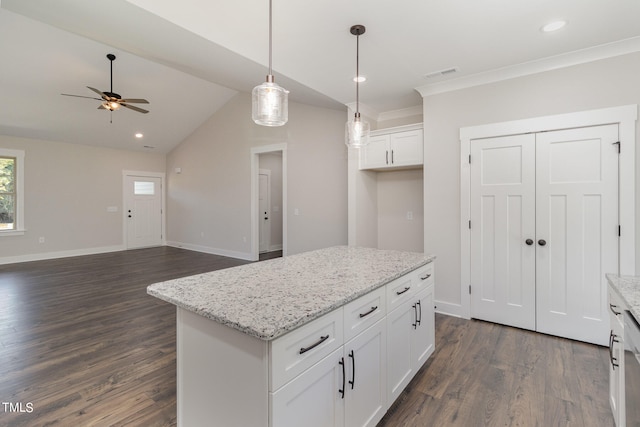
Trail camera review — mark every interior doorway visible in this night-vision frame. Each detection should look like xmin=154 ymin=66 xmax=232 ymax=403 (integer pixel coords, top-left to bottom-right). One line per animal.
xmin=251 ymin=144 xmax=287 ymax=261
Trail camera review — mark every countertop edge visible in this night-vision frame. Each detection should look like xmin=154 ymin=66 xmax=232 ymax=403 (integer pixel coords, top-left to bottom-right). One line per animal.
xmin=606 ymin=273 xmax=640 ymax=323
xmin=148 ymin=253 xmax=435 ymax=341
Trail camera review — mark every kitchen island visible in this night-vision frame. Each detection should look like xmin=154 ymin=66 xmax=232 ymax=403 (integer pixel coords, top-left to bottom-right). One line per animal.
xmin=148 ymin=246 xmax=435 ymax=427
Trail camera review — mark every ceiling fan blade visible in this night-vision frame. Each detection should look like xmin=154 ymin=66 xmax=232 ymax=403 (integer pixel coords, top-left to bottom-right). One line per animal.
xmin=87 ymin=86 xmax=109 ymax=100
xmin=61 ymin=93 xmax=102 ymax=101
xmin=119 ymin=98 xmax=149 ymax=104
xmin=98 ymin=104 xmax=107 ymax=110
xmin=121 ymin=103 xmax=149 ymax=114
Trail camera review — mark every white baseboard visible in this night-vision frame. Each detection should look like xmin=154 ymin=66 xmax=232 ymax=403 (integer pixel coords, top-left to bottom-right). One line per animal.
xmin=166 ymin=241 xmax=253 ymax=261
xmin=434 ymin=299 xmax=467 ymax=319
xmin=0 ymin=245 xmax=125 ymax=265
xmin=268 ymin=244 xmax=283 ymax=252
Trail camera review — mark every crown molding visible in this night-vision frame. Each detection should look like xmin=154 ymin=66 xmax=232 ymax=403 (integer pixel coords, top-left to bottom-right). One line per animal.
xmin=345 ymin=102 xmax=422 ymax=122
xmin=416 ymin=36 xmax=640 ymax=97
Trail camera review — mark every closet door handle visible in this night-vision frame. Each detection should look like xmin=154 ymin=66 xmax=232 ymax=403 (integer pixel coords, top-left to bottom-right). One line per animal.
xmin=525 ymin=239 xmax=534 ymax=246
xmin=338 ymin=357 xmax=345 ymax=398
xmin=348 ymin=350 xmax=355 ymax=389
xmin=538 ymin=239 xmax=547 ymax=246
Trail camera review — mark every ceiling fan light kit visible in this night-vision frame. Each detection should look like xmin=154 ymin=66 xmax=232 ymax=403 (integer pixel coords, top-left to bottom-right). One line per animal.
xmin=252 ymin=0 xmax=289 ymax=127
xmin=61 ymin=53 xmax=150 ymax=118
xmin=345 ymin=24 xmax=370 ymax=148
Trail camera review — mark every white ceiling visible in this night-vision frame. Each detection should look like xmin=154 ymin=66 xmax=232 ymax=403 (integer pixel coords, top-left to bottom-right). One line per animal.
xmin=2 ymin=0 xmax=640 ymax=153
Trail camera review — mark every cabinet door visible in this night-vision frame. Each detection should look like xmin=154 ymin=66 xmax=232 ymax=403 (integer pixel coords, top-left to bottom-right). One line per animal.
xmin=608 ymin=288 xmax=625 ymax=427
xmin=389 ymin=130 xmax=423 ymax=167
xmin=412 ymin=286 xmax=435 ymax=370
xmin=386 ymin=301 xmax=414 ymax=404
xmin=271 ymin=347 xmax=345 ymax=427
xmin=344 ymin=319 xmax=387 ymax=427
xmin=359 ymin=135 xmax=389 ymax=170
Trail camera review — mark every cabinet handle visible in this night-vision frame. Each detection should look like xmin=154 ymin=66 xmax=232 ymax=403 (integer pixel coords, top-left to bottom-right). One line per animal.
xmin=420 ymin=273 xmax=431 ymax=281
xmin=396 ymin=286 xmax=411 ymax=296
xmin=610 ymin=303 xmax=622 ymax=316
xmin=338 ymin=357 xmax=345 ymax=399
xmin=412 ymin=303 xmax=418 ymax=329
xmin=391 ymin=150 xmax=394 ymax=164
xmin=359 ymin=306 xmax=378 ymax=318
xmin=609 ymin=330 xmax=619 ymax=369
xmin=299 ymin=335 xmax=329 ymax=354
xmin=348 ymin=350 xmax=355 ymax=389
xmin=417 ymin=300 xmax=422 ymax=326
xmin=386 ymin=150 xmax=389 ymax=165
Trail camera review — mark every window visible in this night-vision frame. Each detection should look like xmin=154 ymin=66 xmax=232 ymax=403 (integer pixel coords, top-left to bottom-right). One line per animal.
xmin=0 ymin=149 xmax=24 ymax=234
xmin=0 ymin=156 xmax=16 ymax=230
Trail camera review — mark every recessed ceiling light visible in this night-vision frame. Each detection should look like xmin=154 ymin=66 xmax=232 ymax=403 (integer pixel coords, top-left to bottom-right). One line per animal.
xmin=353 ymin=76 xmax=366 ymax=83
xmin=541 ymin=20 xmax=566 ymax=33
xmin=135 ymin=133 xmax=144 ymax=138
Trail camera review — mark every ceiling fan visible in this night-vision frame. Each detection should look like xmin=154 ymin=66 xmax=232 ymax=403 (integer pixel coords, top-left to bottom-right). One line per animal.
xmin=62 ymin=53 xmax=149 ymax=114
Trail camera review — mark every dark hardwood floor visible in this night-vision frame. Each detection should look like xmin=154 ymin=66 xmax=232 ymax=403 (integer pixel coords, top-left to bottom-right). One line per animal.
xmin=0 ymin=247 xmax=613 ymax=426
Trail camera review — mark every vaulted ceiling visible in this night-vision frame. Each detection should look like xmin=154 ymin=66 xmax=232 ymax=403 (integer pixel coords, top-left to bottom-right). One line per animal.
xmin=2 ymin=0 xmax=640 ymax=153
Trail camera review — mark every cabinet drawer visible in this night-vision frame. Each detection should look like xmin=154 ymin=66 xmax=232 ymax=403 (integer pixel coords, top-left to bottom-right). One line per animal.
xmin=344 ymin=286 xmax=386 ymax=342
xmin=386 ymin=274 xmax=415 ymax=312
xmin=412 ymin=262 xmax=434 ymax=292
xmin=608 ymin=286 xmax=625 ymax=329
xmin=270 ymin=308 xmax=343 ymax=391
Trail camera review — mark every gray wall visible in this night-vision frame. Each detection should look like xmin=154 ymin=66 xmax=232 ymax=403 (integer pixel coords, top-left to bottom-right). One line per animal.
xmin=166 ymin=92 xmax=348 ymax=258
xmin=423 ymin=51 xmax=640 ymax=310
xmin=0 ymin=135 xmax=166 ymax=262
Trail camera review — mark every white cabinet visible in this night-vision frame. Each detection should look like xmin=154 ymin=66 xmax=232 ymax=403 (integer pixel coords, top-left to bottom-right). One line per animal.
xmin=359 ymin=126 xmax=423 ymax=171
xmin=344 ymin=318 xmax=387 ymax=427
xmin=386 ymin=267 xmax=435 ymax=404
xmin=271 ymin=347 xmax=345 ymax=427
xmin=608 ymin=285 xmax=625 ymax=427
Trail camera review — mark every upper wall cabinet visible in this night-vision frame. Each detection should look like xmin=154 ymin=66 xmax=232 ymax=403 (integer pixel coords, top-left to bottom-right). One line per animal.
xmin=359 ymin=124 xmax=423 ymax=171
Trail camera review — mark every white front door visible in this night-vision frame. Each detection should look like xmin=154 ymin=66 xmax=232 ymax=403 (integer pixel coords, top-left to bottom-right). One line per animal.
xmin=258 ymin=170 xmax=271 ymax=253
xmin=470 ymin=133 xmax=536 ymax=330
xmin=125 ymin=175 xmax=162 ymax=249
xmin=470 ymin=124 xmax=619 ymax=345
xmin=535 ymin=124 xmax=619 ymax=345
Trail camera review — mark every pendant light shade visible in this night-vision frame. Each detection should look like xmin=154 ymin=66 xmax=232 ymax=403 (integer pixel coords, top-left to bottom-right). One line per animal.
xmin=346 ymin=24 xmax=370 ymax=148
xmin=252 ymin=0 xmax=289 ymax=126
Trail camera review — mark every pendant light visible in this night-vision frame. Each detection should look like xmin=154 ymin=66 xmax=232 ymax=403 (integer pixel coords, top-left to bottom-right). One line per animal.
xmin=345 ymin=24 xmax=370 ymax=148
xmin=252 ymin=0 xmax=289 ymax=126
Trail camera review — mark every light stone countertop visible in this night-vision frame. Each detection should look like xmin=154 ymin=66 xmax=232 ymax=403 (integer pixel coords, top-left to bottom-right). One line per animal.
xmin=606 ymin=274 xmax=640 ymax=322
xmin=148 ymin=246 xmax=434 ymax=340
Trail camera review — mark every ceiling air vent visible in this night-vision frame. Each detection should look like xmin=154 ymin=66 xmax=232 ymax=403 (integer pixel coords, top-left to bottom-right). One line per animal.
xmin=423 ymin=67 xmax=459 ymax=79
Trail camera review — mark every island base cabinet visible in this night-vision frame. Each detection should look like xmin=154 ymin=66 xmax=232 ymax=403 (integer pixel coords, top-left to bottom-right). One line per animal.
xmin=387 ymin=286 xmax=435 ymax=404
xmin=271 ymin=319 xmax=387 ymax=427
xmin=344 ymin=319 xmax=387 ymax=427
xmin=270 ymin=347 xmax=345 ymax=427
xmin=177 ymin=308 xmax=269 ymax=427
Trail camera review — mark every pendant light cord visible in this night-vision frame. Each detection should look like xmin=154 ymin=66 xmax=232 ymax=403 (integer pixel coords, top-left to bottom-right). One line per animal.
xmin=355 ymin=31 xmax=360 ymax=115
xmin=268 ymin=0 xmax=273 ymax=77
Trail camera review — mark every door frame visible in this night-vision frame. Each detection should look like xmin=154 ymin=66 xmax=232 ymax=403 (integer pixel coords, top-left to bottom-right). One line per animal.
xmin=459 ymin=104 xmax=637 ymax=319
xmin=258 ymin=168 xmax=272 ymax=253
xmin=122 ymin=170 xmax=166 ymax=249
xmin=251 ymin=144 xmax=287 ymax=261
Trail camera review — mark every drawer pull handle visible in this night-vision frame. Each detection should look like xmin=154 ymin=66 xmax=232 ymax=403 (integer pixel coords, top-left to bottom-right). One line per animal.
xmin=396 ymin=286 xmax=411 ymax=296
xmin=359 ymin=306 xmax=378 ymax=318
xmin=338 ymin=357 xmax=345 ymax=399
xmin=420 ymin=274 xmax=431 ymax=281
xmin=299 ymin=335 xmax=329 ymax=354
xmin=610 ymin=303 xmax=622 ymax=316
xmin=348 ymin=350 xmax=355 ymax=389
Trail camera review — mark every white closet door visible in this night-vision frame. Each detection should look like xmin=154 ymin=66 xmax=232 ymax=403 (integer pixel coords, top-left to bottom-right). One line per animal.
xmin=535 ymin=124 xmax=619 ymax=345
xmin=470 ymin=134 xmax=536 ymax=330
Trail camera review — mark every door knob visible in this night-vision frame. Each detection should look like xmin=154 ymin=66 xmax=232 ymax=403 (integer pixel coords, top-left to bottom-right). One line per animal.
xmin=538 ymin=239 xmax=547 ymax=246
xmin=525 ymin=239 xmax=534 ymax=246
xmin=264 ymin=217 xmax=268 ymax=220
